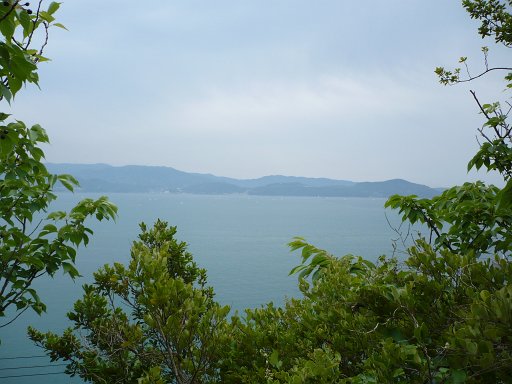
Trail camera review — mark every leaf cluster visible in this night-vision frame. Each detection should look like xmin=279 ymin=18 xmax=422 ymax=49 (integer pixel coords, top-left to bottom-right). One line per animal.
xmin=29 ymin=220 xmax=231 ymax=384
xmin=0 ymin=1 xmax=65 ymax=103
xmin=0 ymin=117 xmax=117 ymax=327
xmin=219 ymin=240 xmax=512 ymax=383
xmin=463 ymin=0 xmax=512 ymax=45
xmin=385 ymin=181 xmax=512 ymax=257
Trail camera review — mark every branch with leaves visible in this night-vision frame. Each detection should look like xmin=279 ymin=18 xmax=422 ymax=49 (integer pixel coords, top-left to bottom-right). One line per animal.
xmin=0 ymin=1 xmax=118 ymax=334
xmin=0 ymin=1 xmax=65 ymax=103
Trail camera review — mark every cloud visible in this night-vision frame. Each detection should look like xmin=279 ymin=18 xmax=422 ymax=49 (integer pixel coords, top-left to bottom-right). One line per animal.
xmin=164 ymin=72 xmax=428 ymax=136
xmin=5 ymin=0 xmax=508 ymax=187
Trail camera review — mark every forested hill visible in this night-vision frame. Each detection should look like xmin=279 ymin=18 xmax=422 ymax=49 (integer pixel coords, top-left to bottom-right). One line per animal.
xmin=46 ymin=163 xmax=440 ymax=198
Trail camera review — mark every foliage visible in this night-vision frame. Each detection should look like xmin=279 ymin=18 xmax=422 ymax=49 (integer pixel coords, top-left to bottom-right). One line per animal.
xmin=219 ymin=241 xmax=512 ymax=383
xmin=384 ymin=182 xmax=512 ymax=257
xmin=386 ymin=0 xmax=512 ymax=260
xmin=0 ymin=0 xmax=65 ymax=103
xmin=463 ymin=0 xmax=512 ymax=46
xmin=287 ymin=237 xmax=334 ymax=282
xmin=29 ymin=220 xmax=231 ymax=384
xmin=0 ymin=118 xmax=117 ymax=323
xmin=35 ymin=227 xmax=512 ymax=383
xmin=0 ymin=1 xmax=117 ymax=332
xmin=29 ymin=1 xmax=512 ymax=383
xmin=222 ymin=1 xmax=512 ymax=382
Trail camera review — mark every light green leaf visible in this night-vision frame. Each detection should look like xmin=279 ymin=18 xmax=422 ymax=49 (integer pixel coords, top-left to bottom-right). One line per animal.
xmin=47 ymin=2 xmax=61 ymax=15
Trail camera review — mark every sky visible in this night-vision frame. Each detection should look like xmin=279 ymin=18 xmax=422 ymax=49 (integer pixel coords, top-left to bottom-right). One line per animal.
xmin=8 ymin=0 xmax=511 ymax=187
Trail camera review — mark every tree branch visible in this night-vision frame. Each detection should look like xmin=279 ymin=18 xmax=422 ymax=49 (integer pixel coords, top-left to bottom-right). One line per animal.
xmin=457 ymin=66 xmax=512 ymax=83
xmin=0 ymin=305 xmax=29 ymax=328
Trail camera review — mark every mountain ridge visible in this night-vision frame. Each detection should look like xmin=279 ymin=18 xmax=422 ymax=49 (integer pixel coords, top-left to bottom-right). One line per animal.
xmin=45 ymin=163 xmax=440 ymax=198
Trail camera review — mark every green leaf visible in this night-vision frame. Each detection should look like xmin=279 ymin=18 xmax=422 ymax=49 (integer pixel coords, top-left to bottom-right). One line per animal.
xmin=52 ymin=22 xmax=68 ymax=30
xmin=7 ymin=74 xmax=22 ymax=96
xmin=0 ymin=83 xmax=12 ymax=103
xmin=480 ymin=290 xmax=491 ymax=302
xmin=18 ymin=10 xmax=32 ymax=38
xmin=47 ymin=211 xmax=66 ymax=220
xmin=62 ymin=262 xmax=80 ymax=278
xmin=496 ymin=179 xmax=512 ymax=210
xmin=47 ymin=2 xmax=61 ymax=15
xmin=450 ymin=370 xmax=467 ymax=384
xmin=38 ymin=11 xmax=55 ymax=23
xmin=0 ymin=17 xmax=15 ymax=41
xmin=58 ymin=176 xmax=76 ymax=192
xmin=269 ymin=349 xmax=282 ymax=369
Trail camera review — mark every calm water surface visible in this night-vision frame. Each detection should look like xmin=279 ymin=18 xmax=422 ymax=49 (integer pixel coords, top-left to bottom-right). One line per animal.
xmin=0 ymin=193 xmax=409 ymax=383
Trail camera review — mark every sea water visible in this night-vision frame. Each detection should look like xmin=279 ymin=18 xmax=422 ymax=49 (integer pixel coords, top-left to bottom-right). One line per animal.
xmin=0 ymin=193 xmax=414 ymax=383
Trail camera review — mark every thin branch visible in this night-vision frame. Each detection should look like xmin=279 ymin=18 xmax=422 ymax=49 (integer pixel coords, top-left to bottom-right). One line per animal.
xmin=419 ymin=210 xmax=454 ymax=253
xmin=385 ymin=212 xmax=413 ymax=256
xmin=3 ymin=267 xmax=39 ymax=310
xmin=456 ymin=66 xmax=512 ymax=83
xmin=470 ymin=90 xmax=491 ymax=120
xmin=28 ymin=218 xmax=44 ymax=237
xmin=0 ymin=305 xmax=29 ymax=328
xmin=477 ymin=127 xmax=493 ymax=143
xmin=470 ymin=89 xmax=501 ymax=139
xmin=463 ymin=61 xmax=471 ymax=79
xmin=36 ymin=21 xmax=49 ymax=60
xmin=11 ymin=36 xmax=24 ymax=49
xmin=24 ymin=0 xmax=43 ymax=50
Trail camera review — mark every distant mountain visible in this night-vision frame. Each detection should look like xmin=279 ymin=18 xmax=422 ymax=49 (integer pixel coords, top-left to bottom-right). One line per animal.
xmin=230 ymin=175 xmax=354 ymax=188
xmin=248 ymin=179 xmax=438 ymax=198
xmin=45 ymin=163 xmax=439 ymax=198
xmin=46 ymin=163 xmax=233 ymax=192
xmin=182 ymin=182 xmax=246 ymax=195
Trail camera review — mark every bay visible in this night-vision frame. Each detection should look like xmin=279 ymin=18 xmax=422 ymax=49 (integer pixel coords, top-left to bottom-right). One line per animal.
xmin=0 ymin=193 xmax=411 ymax=383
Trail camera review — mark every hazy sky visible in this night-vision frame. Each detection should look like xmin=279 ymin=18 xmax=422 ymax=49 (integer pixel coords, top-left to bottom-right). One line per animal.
xmin=8 ymin=0 xmax=510 ymax=187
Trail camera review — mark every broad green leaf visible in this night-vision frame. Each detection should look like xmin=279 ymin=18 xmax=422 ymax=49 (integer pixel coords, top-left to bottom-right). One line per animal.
xmin=47 ymin=2 xmax=61 ymax=15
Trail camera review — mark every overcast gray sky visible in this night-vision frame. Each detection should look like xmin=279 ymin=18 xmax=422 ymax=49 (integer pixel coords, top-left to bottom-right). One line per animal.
xmin=8 ymin=0 xmax=510 ymax=187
